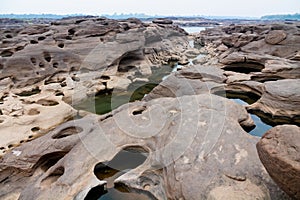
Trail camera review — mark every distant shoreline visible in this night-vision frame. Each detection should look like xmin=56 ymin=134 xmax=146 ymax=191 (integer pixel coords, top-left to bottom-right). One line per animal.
xmin=0 ymin=13 xmax=299 ymax=21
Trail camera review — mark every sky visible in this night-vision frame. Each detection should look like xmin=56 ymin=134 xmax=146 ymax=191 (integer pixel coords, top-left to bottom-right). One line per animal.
xmin=1 ymin=0 xmax=300 ymax=17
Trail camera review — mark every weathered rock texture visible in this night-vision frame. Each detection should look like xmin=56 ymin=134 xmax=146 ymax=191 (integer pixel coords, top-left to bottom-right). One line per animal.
xmin=257 ymin=125 xmax=300 ymax=199
xmin=193 ymin=22 xmax=300 ymax=126
xmin=247 ymin=79 xmax=300 ymax=125
xmin=0 ymin=94 xmax=288 ymax=200
xmin=0 ymin=17 xmax=189 ymax=156
xmin=0 ymin=17 xmax=298 ymax=200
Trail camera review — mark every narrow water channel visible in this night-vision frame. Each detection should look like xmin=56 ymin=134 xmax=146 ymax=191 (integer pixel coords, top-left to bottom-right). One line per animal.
xmin=213 ymin=90 xmax=273 ymax=137
xmin=230 ymin=98 xmax=272 ymax=137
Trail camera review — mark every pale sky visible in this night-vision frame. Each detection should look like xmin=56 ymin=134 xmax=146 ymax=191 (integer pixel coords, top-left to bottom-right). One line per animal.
xmin=1 ymin=0 xmax=300 ymax=17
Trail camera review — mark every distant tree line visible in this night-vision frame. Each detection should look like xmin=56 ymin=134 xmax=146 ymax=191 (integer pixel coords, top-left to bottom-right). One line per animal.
xmin=261 ymin=13 xmax=300 ymax=20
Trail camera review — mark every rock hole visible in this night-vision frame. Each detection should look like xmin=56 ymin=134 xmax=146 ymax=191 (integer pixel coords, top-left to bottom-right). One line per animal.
xmin=27 ymin=108 xmax=40 ymax=115
xmin=0 ymin=147 xmax=5 ymax=150
xmin=52 ymin=62 xmax=59 ymax=68
xmin=30 ymin=40 xmax=38 ymax=44
xmin=30 ymin=57 xmax=37 ymax=65
xmin=66 ymin=36 xmax=72 ymax=40
xmin=44 ymin=76 xmax=66 ymax=85
xmin=36 ymin=99 xmax=59 ymax=106
xmin=118 ymin=51 xmax=144 ymax=72
xmin=0 ymin=119 xmax=4 ymax=123
xmin=52 ymin=126 xmax=83 ymax=139
xmin=20 ymin=140 xmax=25 ymax=144
xmin=55 ymin=91 xmax=64 ymax=96
xmin=132 ymin=106 xmax=146 ymax=115
xmin=5 ymin=34 xmax=12 ymax=38
xmin=71 ymin=76 xmax=80 ymax=82
xmin=16 ymin=87 xmax=41 ymax=97
xmin=31 ymin=127 xmax=40 ymax=132
xmin=60 ymin=82 xmax=67 ymax=87
xmin=70 ymin=66 xmax=78 ymax=72
xmin=223 ymin=62 xmax=264 ymax=74
xmin=100 ymin=75 xmax=110 ymax=80
xmin=8 ymin=144 xmax=14 ymax=149
xmin=15 ymin=46 xmax=24 ymax=51
xmin=212 ymin=90 xmax=261 ymax=105
xmin=39 ymin=62 xmax=45 ymax=68
xmin=35 ymin=152 xmax=67 ymax=172
xmin=68 ymin=28 xmax=76 ymax=35
xmin=251 ymin=75 xmax=284 ymax=83
xmin=41 ymin=166 xmax=65 ymax=187
xmin=84 ymin=185 xmax=107 ymax=200
xmin=58 ymin=43 xmax=64 ymax=48
xmin=118 ymin=65 xmax=135 ymax=73
xmin=0 ymin=50 xmax=14 ymax=57
xmin=28 ymin=135 xmax=33 ymax=139
xmin=91 ymin=146 xmax=149 ymax=199
xmin=43 ymin=52 xmax=52 ymax=62
xmin=38 ymin=36 xmax=46 ymax=41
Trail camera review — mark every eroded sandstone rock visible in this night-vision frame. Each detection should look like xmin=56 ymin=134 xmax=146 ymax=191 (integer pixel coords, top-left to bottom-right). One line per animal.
xmin=257 ymin=125 xmax=300 ymax=199
xmin=0 ymin=17 xmax=190 ymax=157
xmin=0 ymin=94 xmax=288 ymax=200
xmin=265 ymin=30 xmax=287 ymax=45
xmin=247 ymin=79 xmax=300 ymax=125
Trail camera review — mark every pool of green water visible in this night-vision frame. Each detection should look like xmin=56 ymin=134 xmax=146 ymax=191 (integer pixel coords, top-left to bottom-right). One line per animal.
xmin=74 ymin=65 xmax=174 ymax=115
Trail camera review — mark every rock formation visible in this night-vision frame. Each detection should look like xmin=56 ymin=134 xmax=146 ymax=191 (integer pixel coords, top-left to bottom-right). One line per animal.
xmin=0 ymin=16 xmax=298 ymax=200
xmin=193 ymin=22 xmax=300 ymax=126
xmin=0 ymin=94 xmax=287 ymax=200
xmin=0 ymin=17 xmax=189 ymax=156
xmin=257 ymin=125 xmax=300 ymax=199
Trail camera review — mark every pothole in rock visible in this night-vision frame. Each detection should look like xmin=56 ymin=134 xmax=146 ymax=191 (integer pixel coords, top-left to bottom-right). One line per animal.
xmin=43 ymin=52 xmax=52 ymax=63
xmin=212 ymin=90 xmax=272 ymax=137
xmin=87 ymin=146 xmax=150 ymax=200
xmin=57 ymin=43 xmax=64 ymax=48
xmin=74 ymin=65 xmax=173 ymax=115
xmin=34 ymin=151 xmax=67 ymax=172
xmin=16 ymin=87 xmax=41 ymax=97
xmin=38 ymin=36 xmax=46 ymax=41
xmin=0 ymin=50 xmax=14 ymax=57
xmin=52 ymin=126 xmax=83 ymax=139
xmin=27 ymin=108 xmax=40 ymax=115
xmin=213 ymin=90 xmax=261 ymax=105
xmin=222 ymin=63 xmax=264 ymax=74
xmin=36 ymin=99 xmax=59 ymax=106
xmin=30 ymin=40 xmax=38 ymax=44
xmin=251 ymin=75 xmax=285 ymax=83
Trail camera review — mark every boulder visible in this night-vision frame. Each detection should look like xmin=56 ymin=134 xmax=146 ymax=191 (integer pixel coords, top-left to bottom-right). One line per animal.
xmin=257 ymin=125 xmax=300 ymax=199
xmin=265 ymin=30 xmax=287 ymax=45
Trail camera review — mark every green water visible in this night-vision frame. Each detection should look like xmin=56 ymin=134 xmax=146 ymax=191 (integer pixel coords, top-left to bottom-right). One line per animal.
xmin=74 ymin=65 xmax=173 ymax=115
